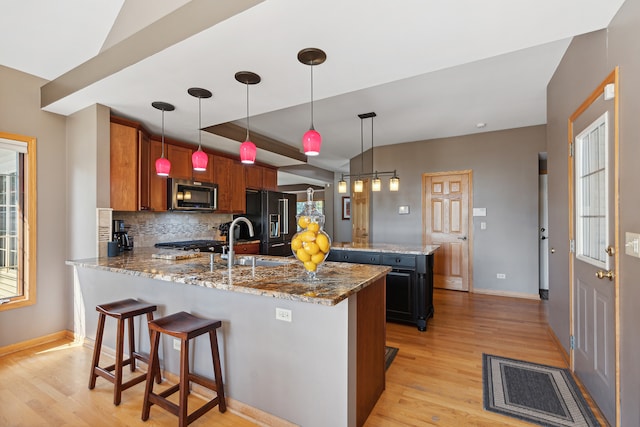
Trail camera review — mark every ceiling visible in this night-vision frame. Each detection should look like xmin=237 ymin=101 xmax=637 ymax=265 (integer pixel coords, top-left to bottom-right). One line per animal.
xmin=1 ymin=0 xmax=626 ymax=185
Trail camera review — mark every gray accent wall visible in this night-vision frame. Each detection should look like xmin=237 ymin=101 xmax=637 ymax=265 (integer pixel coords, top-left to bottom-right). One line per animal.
xmin=0 ymin=66 xmax=68 ymax=346
xmin=337 ymin=126 xmax=546 ymax=296
xmin=547 ymin=0 xmax=640 ymax=424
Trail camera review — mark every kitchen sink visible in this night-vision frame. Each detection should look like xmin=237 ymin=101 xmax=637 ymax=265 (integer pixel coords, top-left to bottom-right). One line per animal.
xmin=234 ymin=256 xmax=289 ymax=267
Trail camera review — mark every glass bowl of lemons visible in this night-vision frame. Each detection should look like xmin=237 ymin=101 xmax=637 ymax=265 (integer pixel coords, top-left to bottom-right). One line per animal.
xmin=291 ymin=188 xmax=331 ymax=280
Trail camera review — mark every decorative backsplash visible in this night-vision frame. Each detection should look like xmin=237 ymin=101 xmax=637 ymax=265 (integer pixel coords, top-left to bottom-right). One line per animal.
xmin=113 ymin=211 xmax=233 ymax=248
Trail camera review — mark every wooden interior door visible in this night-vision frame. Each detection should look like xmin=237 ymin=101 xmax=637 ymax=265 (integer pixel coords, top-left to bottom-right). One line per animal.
xmin=352 ymin=179 xmax=370 ymax=244
xmin=423 ymin=171 xmax=471 ymax=291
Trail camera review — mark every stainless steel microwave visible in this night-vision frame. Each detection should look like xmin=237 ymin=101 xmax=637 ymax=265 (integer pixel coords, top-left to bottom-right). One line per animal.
xmin=168 ymin=178 xmax=218 ymax=211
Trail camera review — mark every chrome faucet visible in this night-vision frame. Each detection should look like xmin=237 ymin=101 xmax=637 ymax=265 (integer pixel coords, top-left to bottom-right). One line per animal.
xmin=227 ymin=217 xmax=255 ymax=271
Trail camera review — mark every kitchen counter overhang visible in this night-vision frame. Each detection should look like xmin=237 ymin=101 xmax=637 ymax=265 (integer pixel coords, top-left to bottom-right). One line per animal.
xmin=66 ymin=248 xmax=391 ymax=306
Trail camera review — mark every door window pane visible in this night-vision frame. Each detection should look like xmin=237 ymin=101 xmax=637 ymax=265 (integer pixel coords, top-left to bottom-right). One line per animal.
xmin=575 ymin=113 xmax=608 ymax=268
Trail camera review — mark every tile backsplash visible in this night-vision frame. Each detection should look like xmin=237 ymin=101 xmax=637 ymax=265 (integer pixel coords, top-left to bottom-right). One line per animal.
xmin=113 ymin=211 xmax=233 ymax=248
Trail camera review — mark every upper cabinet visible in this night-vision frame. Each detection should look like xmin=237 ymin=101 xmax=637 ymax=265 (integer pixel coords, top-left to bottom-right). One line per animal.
xmin=246 ymin=164 xmax=278 ymax=191
xmin=110 ymin=119 xmax=151 ymax=211
xmin=166 ymin=144 xmax=193 ymax=180
xmin=110 ymin=115 xmax=277 ymax=213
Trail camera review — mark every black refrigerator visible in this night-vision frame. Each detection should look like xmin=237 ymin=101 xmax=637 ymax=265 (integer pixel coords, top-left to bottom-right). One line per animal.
xmin=236 ymin=190 xmax=297 ymax=256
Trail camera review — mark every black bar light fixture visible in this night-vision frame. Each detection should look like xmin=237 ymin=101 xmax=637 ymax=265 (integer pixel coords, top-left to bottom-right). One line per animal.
xmin=337 ymin=112 xmax=399 ymax=193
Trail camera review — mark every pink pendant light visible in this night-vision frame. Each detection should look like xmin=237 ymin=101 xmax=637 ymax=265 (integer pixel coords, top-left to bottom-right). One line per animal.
xmin=151 ymin=101 xmax=175 ymax=177
xmin=188 ymin=87 xmax=213 ymax=172
xmin=235 ymin=71 xmax=261 ymax=164
xmin=298 ymin=48 xmax=326 ymax=157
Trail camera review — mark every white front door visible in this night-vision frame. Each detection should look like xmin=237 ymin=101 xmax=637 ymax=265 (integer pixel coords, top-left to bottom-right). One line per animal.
xmin=572 ymin=109 xmax=616 ymax=424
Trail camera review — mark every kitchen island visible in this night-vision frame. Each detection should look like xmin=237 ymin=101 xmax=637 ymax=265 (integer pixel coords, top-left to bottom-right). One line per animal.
xmin=67 ymin=249 xmax=390 ymax=427
xmin=328 ymin=242 xmax=439 ymax=331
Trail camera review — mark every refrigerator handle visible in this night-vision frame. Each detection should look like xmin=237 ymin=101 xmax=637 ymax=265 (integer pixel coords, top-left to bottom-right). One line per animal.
xmin=281 ymin=198 xmax=289 ymax=235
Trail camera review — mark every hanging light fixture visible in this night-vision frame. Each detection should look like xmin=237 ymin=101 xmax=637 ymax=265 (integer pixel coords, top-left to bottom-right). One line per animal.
xmin=235 ymin=71 xmax=261 ymax=164
xmin=188 ymin=87 xmax=212 ymax=171
xmin=298 ymin=48 xmax=326 ymax=156
xmin=152 ymin=101 xmax=175 ymax=177
xmin=338 ymin=175 xmax=348 ymax=193
xmin=337 ymin=112 xmax=400 ymax=194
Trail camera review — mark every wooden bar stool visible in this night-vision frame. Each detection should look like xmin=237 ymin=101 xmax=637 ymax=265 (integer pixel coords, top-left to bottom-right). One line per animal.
xmin=142 ymin=311 xmax=226 ymax=427
xmin=89 ymin=298 xmax=162 ymax=405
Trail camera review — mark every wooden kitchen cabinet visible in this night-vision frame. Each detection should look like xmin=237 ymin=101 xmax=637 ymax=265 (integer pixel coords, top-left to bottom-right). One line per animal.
xmin=326 ymin=249 xmax=435 ymax=331
xmin=230 ymin=160 xmax=246 ymax=212
xmin=213 ymin=155 xmax=246 ymax=213
xmin=263 ymin=167 xmax=277 ymax=191
xmin=233 ymin=242 xmax=260 ymax=254
xmin=167 ymin=144 xmax=193 ymax=180
xmin=149 ymin=139 xmax=167 ymax=211
xmin=192 ymin=152 xmax=215 ymax=183
xmin=110 ymin=120 xmax=151 ymax=211
xmin=246 ymin=165 xmax=278 ymax=191
xmin=245 ymin=165 xmax=263 ymax=190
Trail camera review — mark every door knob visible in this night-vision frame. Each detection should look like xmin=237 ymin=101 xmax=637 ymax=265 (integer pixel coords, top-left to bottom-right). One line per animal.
xmin=605 ymin=246 xmax=615 ymax=256
xmin=457 ymin=236 xmax=467 ymax=240
xmin=595 ymin=270 xmax=615 ymax=280
xmin=551 ymin=248 xmax=555 ymax=253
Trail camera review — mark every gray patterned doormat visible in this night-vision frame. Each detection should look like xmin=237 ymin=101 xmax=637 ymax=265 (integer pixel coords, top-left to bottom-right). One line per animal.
xmin=483 ymin=354 xmax=600 ymax=426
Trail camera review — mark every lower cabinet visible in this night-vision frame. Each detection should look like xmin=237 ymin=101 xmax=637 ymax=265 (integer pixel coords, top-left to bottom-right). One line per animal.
xmin=326 ymin=249 xmax=434 ymax=331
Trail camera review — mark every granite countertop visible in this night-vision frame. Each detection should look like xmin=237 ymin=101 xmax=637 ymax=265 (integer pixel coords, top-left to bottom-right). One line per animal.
xmin=66 ymin=248 xmax=390 ymax=306
xmin=331 ymin=242 xmax=440 ymax=256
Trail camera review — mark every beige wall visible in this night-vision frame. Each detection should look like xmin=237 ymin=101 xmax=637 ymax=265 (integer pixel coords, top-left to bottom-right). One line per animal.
xmin=0 ymin=66 xmax=68 ymax=347
xmin=547 ymin=0 xmax=640 ymax=423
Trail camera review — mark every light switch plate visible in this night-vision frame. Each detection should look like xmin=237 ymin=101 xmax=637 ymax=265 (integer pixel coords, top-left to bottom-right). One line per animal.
xmin=625 ymin=232 xmax=640 ymax=257
xmin=398 ymin=205 xmax=410 ymax=214
xmin=473 ymin=208 xmax=487 ymax=217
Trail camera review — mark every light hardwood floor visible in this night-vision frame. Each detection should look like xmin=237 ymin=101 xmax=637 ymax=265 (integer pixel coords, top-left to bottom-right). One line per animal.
xmin=0 ymin=289 xmax=607 ymax=426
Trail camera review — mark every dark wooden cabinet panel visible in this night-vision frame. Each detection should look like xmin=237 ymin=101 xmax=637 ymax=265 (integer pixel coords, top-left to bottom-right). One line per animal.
xmin=138 ymin=131 xmax=150 ymax=210
xmin=328 ymin=249 xmax=434 ymax=331
xmin=386 ymin=269 xmax=414 ymax=322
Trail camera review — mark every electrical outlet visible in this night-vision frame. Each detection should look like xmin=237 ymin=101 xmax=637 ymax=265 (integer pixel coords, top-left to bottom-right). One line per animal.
xmin=275 ymin=307 xmax=292 ymax=322
xmin=173 ymin=338 xmax=181 ymax=350
xmin=497 ymin=273 xmax=506 ymax=279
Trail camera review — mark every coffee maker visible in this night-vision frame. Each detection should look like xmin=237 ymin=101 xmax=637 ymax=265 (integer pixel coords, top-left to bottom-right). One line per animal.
xmin=112 ymin=219 xmax=133 ymax=251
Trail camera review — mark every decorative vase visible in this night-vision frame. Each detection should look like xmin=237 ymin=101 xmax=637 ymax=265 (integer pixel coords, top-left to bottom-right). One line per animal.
xmin=291 ymin=188 xmax=331 ymax=280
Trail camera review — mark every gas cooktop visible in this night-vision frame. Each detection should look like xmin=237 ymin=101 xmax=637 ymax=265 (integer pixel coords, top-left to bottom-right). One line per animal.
xmin=154 ymin=240 xmax=226 ymax=252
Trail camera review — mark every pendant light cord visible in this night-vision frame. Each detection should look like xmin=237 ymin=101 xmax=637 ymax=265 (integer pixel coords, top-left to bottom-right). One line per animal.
xmin=198 ymin=97 xmax=202 ymax=150
xmin=310 ymin=64 xmax=315 ymax=130
xmin=371 ymin=115 xmax=374 ymax=171
xmin=161 ymin=109 xmax=165 ymax=158
xmin=246 ymin=83 xmax=250 ymax=141
xmin=360 ymin=117 xmax=364 ymax=176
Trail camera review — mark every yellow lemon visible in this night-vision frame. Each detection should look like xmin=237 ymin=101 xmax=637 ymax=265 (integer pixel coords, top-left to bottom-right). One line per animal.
xmin=291 ymin=237 xmax=303 ymax=251
xmin=296 ymin=248 xmax=311 ymax=262
xmin=304 ymin=260 xmax=317 ymax=271
xmin=298 ymin=216 xmax=310 ymax=229
xmin=299 ymin=230 xmax=317 ymax=242
xmin=303 ymin=241 xmax=320 ymax=255
xmin=311 ymin=252 xmax=325 ymax=264
xmin=315 ymin=233 xmax=330 ymax=253
xmin=307 ymin=222 xmax=320 ymax=233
